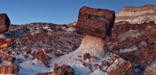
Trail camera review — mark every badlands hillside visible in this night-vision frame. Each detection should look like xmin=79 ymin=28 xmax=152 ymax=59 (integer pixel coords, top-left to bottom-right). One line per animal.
xmin=116 ymin=4 xmax=156 ymax=24
xmin=0 ymin=4 xmax=156 ymax=75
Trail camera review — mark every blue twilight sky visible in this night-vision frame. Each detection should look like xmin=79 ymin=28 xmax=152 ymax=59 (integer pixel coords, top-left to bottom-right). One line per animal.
xmin=0 ymin=0 xmax=156 ymax=24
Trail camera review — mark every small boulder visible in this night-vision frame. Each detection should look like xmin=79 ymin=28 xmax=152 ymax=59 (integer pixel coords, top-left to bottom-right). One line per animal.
xmin=0 ymin=52 xmax=15 ymax=63
xmin=83 ymin=53 xmax=91 ymax=60
xmin=53 ymin=64 xmax=74 ymax=75
xmin=33 ymin=49 xmax=49 ymax=67
xmin=0 ymin=38 xmax=12 ymax=49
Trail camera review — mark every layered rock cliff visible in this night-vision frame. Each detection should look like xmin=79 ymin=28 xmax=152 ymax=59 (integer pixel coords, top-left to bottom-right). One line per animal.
xmin=116 ymin=4 xmax=156 ymax=24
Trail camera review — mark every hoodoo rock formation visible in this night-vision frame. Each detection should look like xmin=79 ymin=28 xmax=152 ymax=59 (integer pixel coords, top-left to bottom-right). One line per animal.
xmin=75 ymin=6 xmax=115 ymax=57
xmin=54 ymin=6 xmax=115 ymax=64
xmin=0 ymin=13 xmax=10 ymax=33
xmin=115 ymin=4 xmax=156 ymax=24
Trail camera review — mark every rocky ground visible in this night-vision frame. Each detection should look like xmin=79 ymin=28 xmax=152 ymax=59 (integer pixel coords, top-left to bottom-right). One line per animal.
xmin=0 ymin=21 xmax=156 ymax=75
xmin=0 ymin=22 xmax=82 ymax=75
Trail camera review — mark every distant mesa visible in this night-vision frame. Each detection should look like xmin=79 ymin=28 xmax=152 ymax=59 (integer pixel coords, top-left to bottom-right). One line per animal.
xmin=115 ymin=4 xmax=156 ymax=24
xmin=0 ymin=13 xmax=10 ymax=34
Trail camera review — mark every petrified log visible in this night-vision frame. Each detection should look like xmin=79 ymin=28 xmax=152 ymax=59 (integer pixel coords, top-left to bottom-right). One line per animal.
xmin=0 ymin=65 xmax=19 ymax=74
xmin=107 ymin=57 xmax=132 ymax=75
xmin=144 ymin=60 xmax=156 ymax=75
xmin=76 ymin=6 xmax=115 ymax=38
xmin=0 ymin=13 xmax=10 ymax=34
